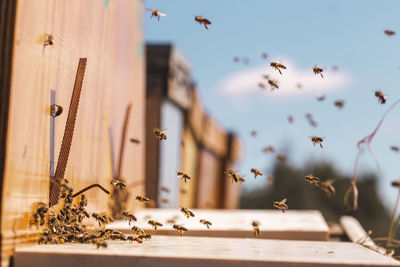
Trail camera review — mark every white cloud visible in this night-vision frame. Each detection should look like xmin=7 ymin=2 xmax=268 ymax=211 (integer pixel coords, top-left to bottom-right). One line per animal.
xmin=219 ymin=58 xmax=351 ymax=98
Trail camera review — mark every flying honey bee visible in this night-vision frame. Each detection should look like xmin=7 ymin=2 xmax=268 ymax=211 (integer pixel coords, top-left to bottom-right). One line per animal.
xmin=122 ymin=211 xmax=137 ymax=225
xmin=316 ymin=93 xmax=325 ymax=101
xmin=237 ymin=176 xmax=245 ymax=183
xmin=268 ymin=80 xmax=279 ymax=90
xmin=146 ymin=8 xmax=167 ymax=21
xmin=375 ymin=90 xmax=387 ymax=104
xmin=177 ymin=171 xmax=191 ymax=183
xmin=148 ymin=220 xmax=163 ymax=230
xmin=288 ymin=115 xmax=295 ymax=124
xmin=391 ymin=146 xmax=400 ymax=152
xmin=38 ymin=33 xmax=54 ymax=46
xmin=199 ymin=219 xmax=212 ymax=229
xmin=334 ymin=99 xmax=344 ymax=109
xmin=130 ymin=138 xmax=140 ymax=144
xmin=273 ymin=198 xmax=288 ymax=212
xmin=233 ymin=57 xmax=240 ymax=63
xmin=304 ymin=175 xmax=320 ymax=187
xmin=250 ymin=168 xmax=263 ymax=178
xmin=195 ymin=16 xmax=211 ymax=30
xmin=313 ymin=66 xmax=324 ymax=78
xmin=276 ymin=154 xmax=286 ymax=161
xmin=110 ymin=178 xmax=126 ymax=189
xmin=305 ymin=113 xmax=318 ymax=128
xmin=160 ymin=186 xmax=170 ymax=193
xmin=258 ymin=82 xmax=266 ymax=89
xmin=320 ymin=180 xmax=335 ymax=197
xmin=251 ymin=130 xmax=257 ymax=137
xmin=225 ymin=170 xmax=244 ymax=183
xmin=173 ymin=224 xmax=188 ymax=236
xmin=154 ymin=128 xmax=167 ymax=141
xmin=181 ymin=207 xmax=195 ymax=219
xmin=131 ymin=226 xmax=145 ymax=236
xmin=136 ymin=195 xmax=150 ymax=203
xmin=50 ymin=104 xmax=63 ymax=117
xmin=262 ymin=74 xmax=270 ymax=80
xmin=270 ymin=61 xmax=287 ymax=74
xmin=251 ymin=221 xmax=261 ymax=237
xmin=296 ymin=82 xmax=303 ymax=89
xmin=261 ymin=53 xmax=268 ymax=59
xmin=262 ymin=146 xmax=275 ymax=154
xmin=384 ymin=29 xmax=396 ymax=36
xmin=310 ymin=136 xmax=324 ymax=148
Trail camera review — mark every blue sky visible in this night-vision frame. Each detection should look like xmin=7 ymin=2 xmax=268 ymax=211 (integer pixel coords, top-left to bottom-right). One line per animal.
xmin=144 ymin=0 xmax=400 ymax=209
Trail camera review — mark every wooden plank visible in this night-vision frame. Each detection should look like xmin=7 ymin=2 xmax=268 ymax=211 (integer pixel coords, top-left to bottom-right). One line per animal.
xmin=14 ymin=236 xmax=400 ymax=267
xmin=107 ymin=209 xmax=330 ymax=241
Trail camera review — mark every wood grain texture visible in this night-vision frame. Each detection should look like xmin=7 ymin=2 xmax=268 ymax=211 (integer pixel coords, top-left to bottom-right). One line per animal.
xmin=1 ymin=0 xmax=145 ymax=265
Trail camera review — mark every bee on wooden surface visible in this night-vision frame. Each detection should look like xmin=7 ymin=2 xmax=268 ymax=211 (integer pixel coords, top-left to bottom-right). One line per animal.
xmin=313 ymin=66 xmax=324 ymax=78
xmin=160 ymin=186 xmax=170 ymax=193
xmin=304 ymin=175 xmax=320 ymax=187
xmin=320 ymin=180 xmax=335 ymax=197
xmin=384 ymin=29 xmax=395 ymax=36
xmin=177 ymin=171 xmax=191 ymax=183
xmin=78 ymin=194 xmax=87 ymax=207
xmin=262 ymin=146 xmax=275 ymax=154
xmin=131 ymin=226 xmax=145 ymax=236
xmin=375 ymin=90 xmax=387 ymax=104
xmin=305 ymin=113 xmax=318 ymax=128
xmin=334 ymin=99 xmax=344 ymax=109
xmin=270 ymin=61 xmax=287 ymax=75
xmin=30 ymin=202 xmax=48 ymax=227
xmin=154 ymin=128 xmax=167 ymax=141
xmin=251 ymin=220 xmax=261 ymax=237
xmin=130 ymin=138 xmax=140 ymax=144
xmin=146 ymin=8 xmax=167 ymax=21
xmin=391 ymin=146 xmax=399 ymax=152
xmin=199 ymin=219 xmax=212 ymax=229
xmin=127 ymin=235 xmax=143 ymax=243
xmin=268 ymin=80 xmax=279 ymax=90
xmin=50 ymin=104 xmax=63 ymax=117
xmin=181 ymin=207 xmax=195 ymax=219
xmin=251 ymin=130 xmax=257 ymax=137
xmin=273 ymin=198 xmax=288 ymax=212
xmin=173 ymin=224 xmax=188 ymax=236
xmin=195 ymin=16 xmax=211 ymax=30
xmin=288 ymin=115 xmax=295 ymax=124
xmin=138 ymin=234 xmax=152 ymax=240
xmin=94 ymin=240 xmax=107 ymax=249
xmin=311 ymin=136 xmax=324 ymax=148
xmin=276 ymin=154 xmax=286 ymax=161
xmin=258 ymin=82 xmax=266 ymax=89
xmin=136 ymin=195 xmax=150 ymax=203
xmin=122 ymin=211 xmax=137 ymax=225
xmin=39 ymin=33 xmax=54 ymax=46
xmin=148 ymin=220 xmax=163 ymax=230
xmin=251 ymin=168 xmax=263 ymax=178
xmin=261 ymin=53 xmax=268 ymax=59
xmin=110 ymin=178 xmax=126 ymax=189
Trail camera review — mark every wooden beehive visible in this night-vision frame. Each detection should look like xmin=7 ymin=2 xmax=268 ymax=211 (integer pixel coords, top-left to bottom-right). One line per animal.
xmin=0 ymin=0 xmax=146 ymax=266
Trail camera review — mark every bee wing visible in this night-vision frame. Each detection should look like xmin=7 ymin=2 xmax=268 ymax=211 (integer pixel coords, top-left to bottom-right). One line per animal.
xmin=159 ymin=12 xmax=167 ymax=17
xmin=145 ymin=8 xmax=154 ymax=12
xmin=280 ymin=198 xmax=287 ymax=204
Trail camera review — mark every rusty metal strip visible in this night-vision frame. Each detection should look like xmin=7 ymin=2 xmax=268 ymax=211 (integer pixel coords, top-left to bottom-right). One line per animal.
xmin=49 ymin=58 xmax=87 ymax=207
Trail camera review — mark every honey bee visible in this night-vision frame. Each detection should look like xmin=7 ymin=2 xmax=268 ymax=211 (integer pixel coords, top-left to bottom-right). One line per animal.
xmin=262 ymin=146 xmax=275 ymax=154
xmin=160 ymin=186 xmax=170 ymax=193
xmin=250 ymin=168 xmax=263 ymax=178
xmin=154 ymin=128 xmax=167 ymax=141
xmin=313 ymin=66 xmax=324 ymax=78
xmin=50 ymin=104 xmax=63 ymax=117
xmin=110 ymin=178 xmax=126 ymax=189
xmin=136 ymin=195 xmax=150 ymax=203
xmin=334 ymin=99 xmax=344 ymax=109
xmin=304 ymin=175 xmax=320 ymax=187
xmin=138 ymin=234 xmax=152 ymax=240
xmin=375 ymin=90 xmax=387 ymax=104
xmin=180 ymin=188 xmax=187 ymax=194
xmin=288 ymin=115 xmax=295 ymax=124
xmin=94 ymin=240 xmax=107 ymax=249
xmin=181 ymin=207 xmax=195 ymax=219
xmin=225 ymin=170 xmax=244 ymax=183
xmin=296 ymin=82 xmax=303 ymax=89
xmin=127 ymin=235 xmax=143 ymax=243
xmin=177 ymin=171 xmax=191 ymax=183
xmin=391 ymin=146 xmax=399 ymax=152
xmin=273 ymin=198 xmax=288 ymax=212
xmin=258 ymin=82 xmax=266 ymax=89
xmin=384 ymin=29 xmax=395 ymax=36
xmin=251 ymin=130 xmax=257 ymax=137
xmin=276 ymin=154 xmax=286 ymax=161
xmin=316 ymin=93 xmax=325 ymax=101
xmin=146 ymin=8 xmax=167 ymax=21
xmin=310 ymin=136 xmax=324 ymax=148
xmin=233 ymin=57 xmax=240 ymax=63
xmin=270 ymin=61 xmax=287 ymax=75
xmin=320 ymin=180 xmax=335 ymax=197
xmin=160 ymin=198 xmax=169 ymax=204
xmin=122 ymin=211 xmax=137 ymax=225
xmin=305 ymin=113 xmax=318 ymax=128
xmin=261 ymin=53 xmax=268 ymax=59
xmin=131 ymin=226 xmax=145 ymax=236
xmin=166 ymin=215 xmax=179 ymax=224
xmin=38 ymin=33 xmax=54 ymax=46
xmin=194 ymin=16 xmax=211 ymax=30
xmin=262 ymin=74 xmax=270 ymax=80
xmin=237 ymin=176 xmax=245 ymax=183
xmin=199 ymin=219 xmax=212 ymax=229
xmin=148 ymin=220 xmax=163 ymax=230
xmin=173 ymin=224 xmax=188 ymax=236
xmin=268 ymin=80 xmax=279 ymax=90
xmin=130 ymin=138 xmax=140 ymax=144
xmin=251 ymin=221 xmax=261 ymax=237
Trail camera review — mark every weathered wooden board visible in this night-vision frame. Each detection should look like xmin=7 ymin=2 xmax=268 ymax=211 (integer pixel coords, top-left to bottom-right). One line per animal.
xmin=14 ymin=236 xmax=400 ymax=267
xmin=1 ymin=0 xmax=145 ymax=265
xmin=107 ymin=209 xmax=330 ymax=241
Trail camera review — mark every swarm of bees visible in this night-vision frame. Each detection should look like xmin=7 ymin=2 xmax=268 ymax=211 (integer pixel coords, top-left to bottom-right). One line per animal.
xmin=313 ymin=66 xmax=324 ymax=78
xmin=375 ymin=90 xmax=387 ymax=104
xmin=199 ymin=219 xmax=212 ymax=229
xmin=194 ymin=16 xmax=211 ymax=30
xmin=250 ymin=168 xmax=263 ymax=178
xmin=251 ymin=220 xmax=261 ymax=237
xmin=154 ymin=128 xmax=167 ymax=141
xmin=181 ymin=207 xmax=195 ymax=218
xmin=146 ymin=8 xmax=167 ymax=20
xmin=310 ymin=136 xmax=324 ymax=148
xmin=177 ymin=171 xmax=191 ymax=183
xmin=270 ymin=61 xmax=287 ymax=75
xmin=173 ymin=224 xmax=188 ymax=236
xmin=273 ymin=198 xmax=288 ymax=212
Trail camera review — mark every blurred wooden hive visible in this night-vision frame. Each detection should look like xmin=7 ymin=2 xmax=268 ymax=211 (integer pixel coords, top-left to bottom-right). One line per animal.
xmin=0 ymin=0 xmax=146 ymax=266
